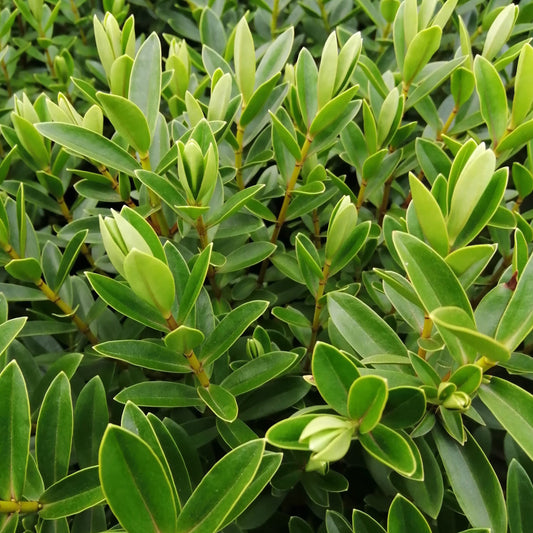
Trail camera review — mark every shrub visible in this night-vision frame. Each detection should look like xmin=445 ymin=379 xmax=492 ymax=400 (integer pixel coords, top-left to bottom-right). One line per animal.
xmin=1 ymin=0 xmax=533 ymax=532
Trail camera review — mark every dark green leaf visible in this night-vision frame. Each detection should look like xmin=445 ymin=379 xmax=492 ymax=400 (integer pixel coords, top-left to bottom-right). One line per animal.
xmin=114 ymin=382 xmax=203 ymax=408
xmin=197 ymin=384 xmax=238 ymax=422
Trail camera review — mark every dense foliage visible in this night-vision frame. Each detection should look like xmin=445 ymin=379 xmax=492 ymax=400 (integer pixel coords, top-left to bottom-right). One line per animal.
xmin=1 ymin=0 xmax=533 ymax=532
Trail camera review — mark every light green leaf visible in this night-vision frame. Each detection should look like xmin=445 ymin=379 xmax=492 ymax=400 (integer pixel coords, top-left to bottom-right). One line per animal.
xmin=176 ymin=439 xmax=265 ymax=533
xmin=482 ymin=4 xmax=518 ymax=61
xmin=409 ymin=173 xmax=448 ymax=256
xmin=129 ymin=33 xmax=161 ymax=135
xmin=99 ymin=426 xmax=177 ymax=533
xmin=474 ymin=55 xmax=508 ymax=145
xmin=217 ymin=242 xmax=276 ymax=273
xmin=234 ymin=17 xmax=255 ymax=104
xmin=296 ymin=48 xmax=319 ymax=128
xmin=511 ymin=44 xmax=533 ymax=128
xmin=403 ymin=27 xmax=442 ymax=85
xmin=96 ymin=92 xmax=151 ymax=154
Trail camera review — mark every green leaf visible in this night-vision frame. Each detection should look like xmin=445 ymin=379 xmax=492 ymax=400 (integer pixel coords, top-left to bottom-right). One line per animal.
xmin=95 ymin=340 xmax=191 ymax=373
xmin=73 ymin=377 xmax=108 ymax=469
xmin=176 ymin=439 xmax=265 ymax=533
xmin=135 ymin=169 xmax=186 ymax=211
xmin=256 ymin=27 xmax=294 ymax=86
xmin=434 ymin=426 xmax=507 ymax=533
xmin=507 ymin=459 xmax=533 ymax=533
xmin=495 ymin=252 xmax=533 ymax=350
xmin=409 ymin=173 xmax=448 ymax=256
xmin=220 ymin=451 xmax=283 ymax=528
xmin=240 ymin=75 xmax=280 ymax=127
xmin=123 ymin=249 xmax=175 ymax=317
xmin=474 ymin=55 xmax=508 ymax=145
xmin=199 ymin=8 xmax=226 ymax=52
xmin=446 ymin=244 xmax=497 ymax=289
xmin=35 ymin=123 xmax=141 ymax=176
xmin=234 ymin=17 xmax=255 ymax=104
xmin=482 ymin=4 xmax=518 ymax=61
xmin=296 ymin=48 xmax=319 ymax=128
xmin=403 ymin=26 xmax=442 ymax=85
xmin=129 ymin=33 xmax=161 ymax=136
xmin=36 ymin=372 xmax=73 ymax=487
xmin=54 ymin=229 xmax=88 ymax=291
xmin=415 ymin=138 xmax=451 ymax=185
xmin=11 ymin=113 xmax=49 ymax=170
xmin=393 ymin=232 xmax=473 ymax=318
xmin=0 ymin=361 xmax=30 ymax=500
xmin=391 ymin=436 xmax=443 ymax=518
xmin=96 ymin=92 xmax=151 ymax=154
xmin=359 ymin=424 xmax=417 ymax=476
xmin=270 ymin=110 xmax=302 ymax=161
xmin=312 ymin=342 xmax=360 ymax=417
xmin=478 ymin=377 xmax=533 ymax=461
xmin=99 ymin=425 xmax=177 ymax=533
xmin=201 ymin=300 xmax=269 ymax=366
xmin=431 ymin=306 xmax=510 ymax=363
xmin=381 ymin=387 xmax=426 ymax=429
xmin=348 ymin=376 xmax=388 ymax=433
xmin=197 ymin=384 xmax=238 ymax=422
xmin=309 ymin=86 xmax=359 ymax=137
xmin=0 ymin=317 xmax=27 ymax=357
xmin=176 ymin=243 xmax=212 ymax=324
xmin=165 ymin=326 xmax=204 ymax=354
xmin=206 ymin=184 xmax=264 ymax=227
xmin=217 ymin=242 xmax=276 ymax=273
xmin=266 ymin=414 xmax=319 ymax=450
xmin=39 ymin=466 xmax=104 ymax=519
xmin=352 ymin=510 xmax=386 ymax=533
xmin=221 ymin=351 xmax=298 ymax=396
xmin=5 ymin=257 xmax=42 ymax=283
xmin=327 ymin=292 xmax=408 ymax=358
xmin=86 ymin=272 xmax=168 ymax=331
xmin=388 ymin=494 xmax=431 ymax=533
xmin=114 ymin=381 xmax=203 ymax=408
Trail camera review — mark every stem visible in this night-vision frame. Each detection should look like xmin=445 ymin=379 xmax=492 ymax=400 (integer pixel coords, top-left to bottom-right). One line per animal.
xmin=257 ymin=135 xmax=313 ymax=285
xmin=312 ymin=208 xmax=321 ymax=248
xmin=317 ymin=0 xmax=331 ymax=32
xmin=1 ymin=60 xmax=12 ymax=97
xmin=2 ymin=243 xmax=98 ymax=345
xmin=437 ymin=106 xmax=458 ymax=141
xmin=141 ymin=153 xmax=169 ymax=236
xmin=378 ymin=174 xmax=395 ymax=225
xmin=44 ymin=48 xmax=56 ymax=77
xmin=402 ymin=81 xmax=410 ymax=98
xmin=475 ymin=356 xmax=497 ymax=373
xmin=69 ymin=0 xmax=87 ymax=45
xmin=0 ymin=500 xmax=41 ymax=514
xmin=271 ymin=0 xmax=280 ymax=37
xmin=235 ymin=120 xmax=245 ymax=190
xmin=166 ymin=314 xmax=210 ymax=387
xmin=356 ymin=179 xmax=367 ymax=210
xmin=306 ymin=259 xmax=331 ymax=358
xmin=57 ymin=196 xmax=95 ymax=268
xmin=195 ymin=216 xmax=222 ymax=299
xmin=417 ymin=315 xmax=433 ymax=360
xmin=97 ymin=165 xmax=136 ymax=209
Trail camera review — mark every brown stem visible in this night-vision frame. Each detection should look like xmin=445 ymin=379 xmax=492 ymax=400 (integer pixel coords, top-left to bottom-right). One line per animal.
xmin=235 ymin=120 xmax=245 ymax=190
xmin=2 ymin=243 xmax=98 ymax=345
xmin=378 ymin=175 xmax=395 ymax=225
xmin=195 ymin=216 xmax=222 ymax=299
xmin=306 ymin=260 xmax=331 ymax=359
xmin=166 ymin=314 xmax=210 ymax=387
xmin=312 ymin=208 xmax=321 ymax=248
xmin=417 ymin=315 xmax=433 ymax=360
xmin=0 ymin=500 xmax=41 ymax=514
xmin=1 ymin=60 xmax=12 ymax=96
xmin=257 ymin=135 xmax=313 ymax=285
xmin=97 ymin=165 xmax=136 ymax=209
